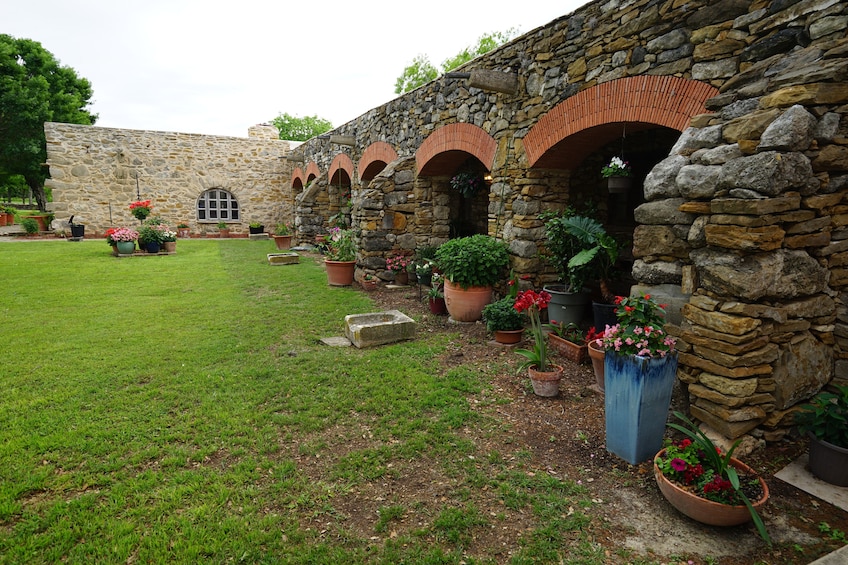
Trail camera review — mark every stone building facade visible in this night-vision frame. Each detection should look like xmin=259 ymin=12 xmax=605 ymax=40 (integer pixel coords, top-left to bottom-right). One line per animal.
xmin=45 ymin=123 xmax=293 ymax=235
xmin=45 ymin=0 xmax=847 ymax=439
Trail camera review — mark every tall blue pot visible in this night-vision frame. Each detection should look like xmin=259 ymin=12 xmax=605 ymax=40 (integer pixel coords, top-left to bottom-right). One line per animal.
xmin=604 ymin=352 xmax=678 ymax=465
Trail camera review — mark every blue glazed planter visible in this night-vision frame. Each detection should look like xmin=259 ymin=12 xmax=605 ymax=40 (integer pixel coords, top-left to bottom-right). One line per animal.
xmin=604 ymin=352 xmax=678 ymax=465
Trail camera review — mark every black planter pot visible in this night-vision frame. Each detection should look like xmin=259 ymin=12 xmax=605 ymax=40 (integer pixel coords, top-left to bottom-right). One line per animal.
xmin=70 ymin=224 xmax=85 ymax=238
xmin=593 ymin=301 xmax=618 ymax=331
xmin=543 ymin=285 xmax=589 ymax=327
xmin=249 ymin=225 xmax=265 ymax=234
xmin=808 ymin=433 xmax=848 ymax=486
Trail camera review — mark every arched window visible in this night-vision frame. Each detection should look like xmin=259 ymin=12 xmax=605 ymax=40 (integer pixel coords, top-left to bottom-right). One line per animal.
xmin=197 ymin=189 xmax=240 ymax=222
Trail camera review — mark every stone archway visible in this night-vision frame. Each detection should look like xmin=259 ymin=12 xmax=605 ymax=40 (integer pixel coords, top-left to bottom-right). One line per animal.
xmin=359 ymin=142 xmax=398 ymax=183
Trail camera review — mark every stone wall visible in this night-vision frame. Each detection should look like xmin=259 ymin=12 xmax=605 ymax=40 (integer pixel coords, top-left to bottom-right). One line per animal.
xmin=45 ymin=123 xmax=294 ymax=236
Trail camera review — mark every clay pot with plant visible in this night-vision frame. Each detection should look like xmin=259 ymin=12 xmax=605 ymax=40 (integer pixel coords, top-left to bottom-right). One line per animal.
xmin=434 ymin=235 xmax=509 ymax=322
xmin=482 ymin=297 xmax=525 ymax=344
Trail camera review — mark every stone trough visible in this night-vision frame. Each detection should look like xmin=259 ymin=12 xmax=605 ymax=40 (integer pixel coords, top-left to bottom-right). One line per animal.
xmin=267 ymin=252 xmax=299 ymax=265
xmin=344 ymin=310 xmax=416 ymax=348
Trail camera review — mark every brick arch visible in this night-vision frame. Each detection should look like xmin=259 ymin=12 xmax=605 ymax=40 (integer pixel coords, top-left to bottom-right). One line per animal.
xmin=358 ymin=141 xmax=398 ymax=182
xmin=291 ymin=167 xmax=305 ymax=189
xmin=416 ymin=123 xmax=497 ymax=176
xmin=305 ymin=161 xmax=320 ymax=183
xmin=524 ymin=76 xmax=718 ymax=168
xmin=329 ymin=153 xmax=354 ymax=185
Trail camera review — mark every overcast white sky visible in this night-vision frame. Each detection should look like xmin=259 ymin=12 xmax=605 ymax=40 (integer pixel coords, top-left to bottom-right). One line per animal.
xmin=8 ymin=1 xmax=588 ymax=138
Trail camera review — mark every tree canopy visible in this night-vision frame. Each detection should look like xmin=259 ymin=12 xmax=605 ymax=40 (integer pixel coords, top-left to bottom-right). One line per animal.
xmin=394 ymin=29 xmax=519 ymax=95
xmin=0 ymin=34 xmax=97 ymax=210
xmin=271 ymin=113 xmax=333 ymax=142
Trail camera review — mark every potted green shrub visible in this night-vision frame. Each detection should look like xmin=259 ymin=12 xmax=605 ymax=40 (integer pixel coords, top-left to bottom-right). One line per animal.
xmin=249 ymin=221 xmax=265 ymax=235
xmin=794 ymin=385 xmax=848 ymax=486
xmin=482 ymin=297 xmax=525 ymax=344
xmin=325 ymin=227 xmax=357 ymax=286
xmin=177 ymin=222 xmax=190 ymax=238
xmin=273 ymin=223 xmax=293 ymax=250
xmin=217 ymin=221 xmax=230 ymax=238
xmin=434 ymin=235 xmax=509 ymax=322
xmin=21 ymin=217 xmax=39 ymax=236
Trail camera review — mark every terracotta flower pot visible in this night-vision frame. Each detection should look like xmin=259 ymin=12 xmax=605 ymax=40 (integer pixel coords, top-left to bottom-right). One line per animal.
xmin=273 ymin=235 xmax=292 ymax=250
xmin=654 ymin=449 xmax=769 ymax=526
xmin=494 ymin=329 xmax=524 ymax=345
xmin=428 ymin=297 xmax=447 ymax=315
xmin=325 ymin=260 xmax=355 ymax=286
xmin=443 ymin=280 xmax=492 ymax=322
xmin=587 ymin=339 xmax=605 ymax=391
xmin=548 ymin=333 xmax=587 ymax=364
xmin=528 ymin=364 xmax=563 ymax=397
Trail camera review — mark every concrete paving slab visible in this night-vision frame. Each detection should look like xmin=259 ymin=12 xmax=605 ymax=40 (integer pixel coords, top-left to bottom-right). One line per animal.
xmin=775 ymin=453 xmax=848 ymax=512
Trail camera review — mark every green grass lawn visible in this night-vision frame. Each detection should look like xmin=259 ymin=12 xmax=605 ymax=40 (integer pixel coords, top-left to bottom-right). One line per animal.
xmin=0 ymin=240 xmax=597 ymax=564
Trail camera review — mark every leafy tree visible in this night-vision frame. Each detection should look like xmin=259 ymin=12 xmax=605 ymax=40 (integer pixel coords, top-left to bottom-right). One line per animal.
xmin=393 ymin=54 xmax=439 ymax=95
xmin=394 ymin=29 xmax=519 ymax=94
xmin=440 ymin=29 xmax=519 ymax=73
xmin=271 ymin=113 xmax=333 ymax=142
xmin=0 ymin=35 xmax=97 ymax=211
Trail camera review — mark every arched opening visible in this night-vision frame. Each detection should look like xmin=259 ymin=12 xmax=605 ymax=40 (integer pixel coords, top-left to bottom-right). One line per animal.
xmin=444 ymin=156 xmax=490 ymax=238
xmin=328 ymin=168 xmax=352 ymax=228
xmin=197 ymin=188 xmax=240 ymax=223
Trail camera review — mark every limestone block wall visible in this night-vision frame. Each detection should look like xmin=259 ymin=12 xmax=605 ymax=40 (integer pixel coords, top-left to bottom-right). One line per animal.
xmin=45 ymin=123 xmax=294 ymax=236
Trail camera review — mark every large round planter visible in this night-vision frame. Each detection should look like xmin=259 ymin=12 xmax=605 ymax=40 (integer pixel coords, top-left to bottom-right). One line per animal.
xmin=587 ymin=339 xmax=605 ymax=392
xmin=654 ymin=449 xmax=769 ymax=526
xmin=30 ymin=215 xmax=49 ymax=232
xmin=528 ymin=364 xmax=563 ymax=397
xmin=116 ymin=241 xmax=136 ymax=255
xmin=494 ymin=329 xmax=524 ymax=345
xmin=605 ymin=352 xmax=678 ymax=464
xmin=273 ymin=235 xmax=292 ymax=250
xmin=808 ymin=433 xmax=848 ymax=486
xmin=0 ymin=214 xmax=6 ymax=227
xmin=592 ymin=301 xmax=617 ymax=331
xmin=443 ymin=280 xmax=492 ymax=322
xmin=325 ymin=260 xmax=356 ymax=286
xmin=543 ymin=285 xmax=589 ymax=327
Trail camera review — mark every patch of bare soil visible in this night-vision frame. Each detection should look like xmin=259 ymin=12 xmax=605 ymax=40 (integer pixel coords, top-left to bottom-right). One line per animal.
xmin=331 ymin=284 xmax=848 ymax=564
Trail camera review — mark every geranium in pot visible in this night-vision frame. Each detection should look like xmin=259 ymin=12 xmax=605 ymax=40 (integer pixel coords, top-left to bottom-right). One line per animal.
xmin=386 ymin=254 xmax=412 ymax=285
xmin=794 ymin=384 xmax=848 ymax=486
xmin=325 ymin=227 xmax=357 ymax=286
xmin=601 ymin=293 xmax=677 ymax=464
xmin=482 ymin=297 xmax=525 ymax=345
xmin=129 ymin=200 xmax=152 ymax=222
xmin=514 ymin=290 xmax=561 ymax=397
xmin=655 ymin=411 xmax=771 ymax=545
xmin=434 ymin=235 xmax=509 ymax=322
xmin=111 ymin=227 xmax=139 ymax=255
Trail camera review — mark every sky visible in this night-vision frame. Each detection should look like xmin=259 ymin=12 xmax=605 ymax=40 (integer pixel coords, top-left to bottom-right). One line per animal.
xmin=8 ymin=1 xmax=588 ymax=138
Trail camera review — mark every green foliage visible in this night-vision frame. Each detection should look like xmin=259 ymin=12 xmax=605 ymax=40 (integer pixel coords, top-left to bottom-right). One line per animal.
xmin=20 ymin=216 xmax=38 ymax=234
xmin=795 ymin=385 xmax=848 ymax=448
xmin=482 ymin=297 xmax=524 ymax=332
xmin=394 ymin=29 xmax=518 ymax=94
xmin=394 ymin=54 xmax=439 ymax=94
xmin=440 ymin=29 xmax=519 ymax=71
xmin=434 ymin=234 xmax=510 ymax=289
xmin=0 ymin=34 xmax=96 ymax=210
xmin=274 ymin=222 xmax=291 ymax=235
xmin=271 ymin=112 xmax=333 ymax=142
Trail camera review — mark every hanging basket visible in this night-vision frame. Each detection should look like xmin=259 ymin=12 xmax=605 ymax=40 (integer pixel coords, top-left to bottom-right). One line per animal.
xmin=606 ymin=176 xmax=633 ymax=193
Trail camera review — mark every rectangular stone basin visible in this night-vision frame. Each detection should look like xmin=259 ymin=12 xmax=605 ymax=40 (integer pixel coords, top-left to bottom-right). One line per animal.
xmin=267 ymin=252 xmax=299 ymax=265
xmin=344 ymin=310 xmax=416 ymax=348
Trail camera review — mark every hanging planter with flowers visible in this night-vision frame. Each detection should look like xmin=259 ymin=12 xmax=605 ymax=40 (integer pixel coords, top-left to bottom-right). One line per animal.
xmin=129 ymin=200 xmax=152 ymax=221
xmin=449 ymin=171 xmax=487 ymax=199
xmin=601 ymin=157 xmax=633 ymax=193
